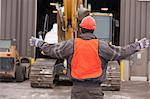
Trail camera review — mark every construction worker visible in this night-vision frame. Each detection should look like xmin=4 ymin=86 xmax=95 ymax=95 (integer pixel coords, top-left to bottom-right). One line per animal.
xmin=30 ymin=16 xmax=149 ymax=99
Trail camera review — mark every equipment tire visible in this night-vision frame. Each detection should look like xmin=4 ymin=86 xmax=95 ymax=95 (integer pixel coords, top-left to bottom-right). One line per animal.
xmin=15 ymin=65 xmax=26 ymax=82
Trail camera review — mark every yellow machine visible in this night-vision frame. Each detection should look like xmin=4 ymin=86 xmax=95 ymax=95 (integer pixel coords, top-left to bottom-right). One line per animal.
xmin=0 ymin=39 xmax=31 ymax=82
xmin=30 ymin=0 xmax=120 ymax=90
xmin=30 ymin=0 xmax=89 ymax=88
xmin=57 ymin=0 xmax=88 ymax=41
xmin=58 ymin=0 xmax=121 ymax=91
xmin=56 ymin=0 xmax=90 ymax=46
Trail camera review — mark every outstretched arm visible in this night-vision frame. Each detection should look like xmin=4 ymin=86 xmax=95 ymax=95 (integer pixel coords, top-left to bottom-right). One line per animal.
xmin=30 ymin=37 xmax=74 ymax=59
xmin=99 ymin=38 xmax=149 ymax=61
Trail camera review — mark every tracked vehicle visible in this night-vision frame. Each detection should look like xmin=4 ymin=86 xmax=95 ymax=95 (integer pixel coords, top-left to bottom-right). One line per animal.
xmin=30 ymin=0 xmax=120 ymax=91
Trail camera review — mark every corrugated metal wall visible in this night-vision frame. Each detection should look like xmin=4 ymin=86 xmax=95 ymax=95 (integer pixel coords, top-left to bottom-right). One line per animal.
xmin=0 ymin=0 xmax=1 ymax=36
xmin=0 ymin=0 xmax=37 ymax=57
xmin=1 ymin=0 xmax=150 ymax=79
xmin=120 ymin=0 xmax=150 ymax=55
xmin=120 ymin=0 xmax=150 ymax=79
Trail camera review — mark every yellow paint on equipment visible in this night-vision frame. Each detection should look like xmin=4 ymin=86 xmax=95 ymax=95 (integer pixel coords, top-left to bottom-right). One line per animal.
xmin=31 ymin=58 xmax=35 ymax=65
xmin=64 ymin=0 xmax=80 ymax=40
xmin=65 ymin=27 xmax=73 ymax=40
xmin=120 ymin=60 xmax=124 ymax=81
xmin=63 ymin=69 xmax=67 ymax=74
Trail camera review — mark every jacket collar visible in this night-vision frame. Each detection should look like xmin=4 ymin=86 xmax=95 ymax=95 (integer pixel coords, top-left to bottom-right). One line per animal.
xmin=79 ymin=33 xmax=97 ymax=40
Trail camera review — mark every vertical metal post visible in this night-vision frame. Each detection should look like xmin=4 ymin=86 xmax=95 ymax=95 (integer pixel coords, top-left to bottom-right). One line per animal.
xmin=88 ymin=3 xmax=91 ymax=12
xmin=33 ymin=0 xmax=37 ymax=58
xmin=84 ymin=0 xmax=87 ymax=8
xmin=146 ymin=2 xmax=150 ymax=82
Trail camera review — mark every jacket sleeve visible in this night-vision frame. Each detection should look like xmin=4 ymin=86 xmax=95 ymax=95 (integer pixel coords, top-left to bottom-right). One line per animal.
xmin=37 ymin=39 xmax=74 ymax=59
xmin=98 ymin=40 xmax=140 ymax=61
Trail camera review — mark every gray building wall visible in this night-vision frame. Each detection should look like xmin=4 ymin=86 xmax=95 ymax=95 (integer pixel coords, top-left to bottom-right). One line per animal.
xmin=120 ymin=0 xmax=150 ymax=80
xmin=0 ymin=0 xmax=1 ymax=35
xmin=0 ymin=0 xmax=37 ymax=57
xmin=0 ymin=0 xmax=150 ymax=80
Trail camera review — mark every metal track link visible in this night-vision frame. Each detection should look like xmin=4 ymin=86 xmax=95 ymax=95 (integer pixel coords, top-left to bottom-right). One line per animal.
xmin=102 ymin=61 xmax=121 ymax=91
xmin=30 ymin=58 xmax=57 ymax=88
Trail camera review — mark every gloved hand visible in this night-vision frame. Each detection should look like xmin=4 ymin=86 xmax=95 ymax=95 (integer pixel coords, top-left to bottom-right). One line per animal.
xmin=138 ymin=38 xmax=149 ymax=49
xmin=29 ymin=36 xmax=43 ymax=47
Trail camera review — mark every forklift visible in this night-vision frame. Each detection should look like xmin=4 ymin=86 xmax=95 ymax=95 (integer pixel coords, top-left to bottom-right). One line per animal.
xmin=0 ymin=39 xmax=31 ymax=82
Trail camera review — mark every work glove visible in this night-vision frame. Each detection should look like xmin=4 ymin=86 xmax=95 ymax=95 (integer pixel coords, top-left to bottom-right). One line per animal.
xmin=29 ymin=36 xmax=43 ymax=47
xmin=138 ymin=38 xmax=149 ymax=49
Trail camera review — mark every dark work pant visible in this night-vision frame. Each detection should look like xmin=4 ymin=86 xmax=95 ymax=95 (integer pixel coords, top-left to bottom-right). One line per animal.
xmin=71 ymin=81 xmax=104 ymax=99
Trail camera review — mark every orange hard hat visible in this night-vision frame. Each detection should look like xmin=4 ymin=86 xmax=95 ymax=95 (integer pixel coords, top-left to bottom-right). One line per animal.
xmin=79 ymin=16 xmax=96 ymax=30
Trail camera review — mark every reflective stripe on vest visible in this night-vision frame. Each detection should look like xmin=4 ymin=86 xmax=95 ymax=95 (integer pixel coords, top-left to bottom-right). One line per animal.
xmin=71 ymin=38 xmax=102 ymax=79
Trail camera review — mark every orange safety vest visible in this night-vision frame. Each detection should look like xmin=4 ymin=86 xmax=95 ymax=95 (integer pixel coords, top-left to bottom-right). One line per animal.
xmin=71 ymin=38 xmax=102 ymax=79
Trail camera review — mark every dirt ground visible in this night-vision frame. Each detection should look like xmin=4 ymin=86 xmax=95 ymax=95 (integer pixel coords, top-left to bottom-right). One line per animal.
xmin=0 ymin=81 xmax=150 ymax=99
